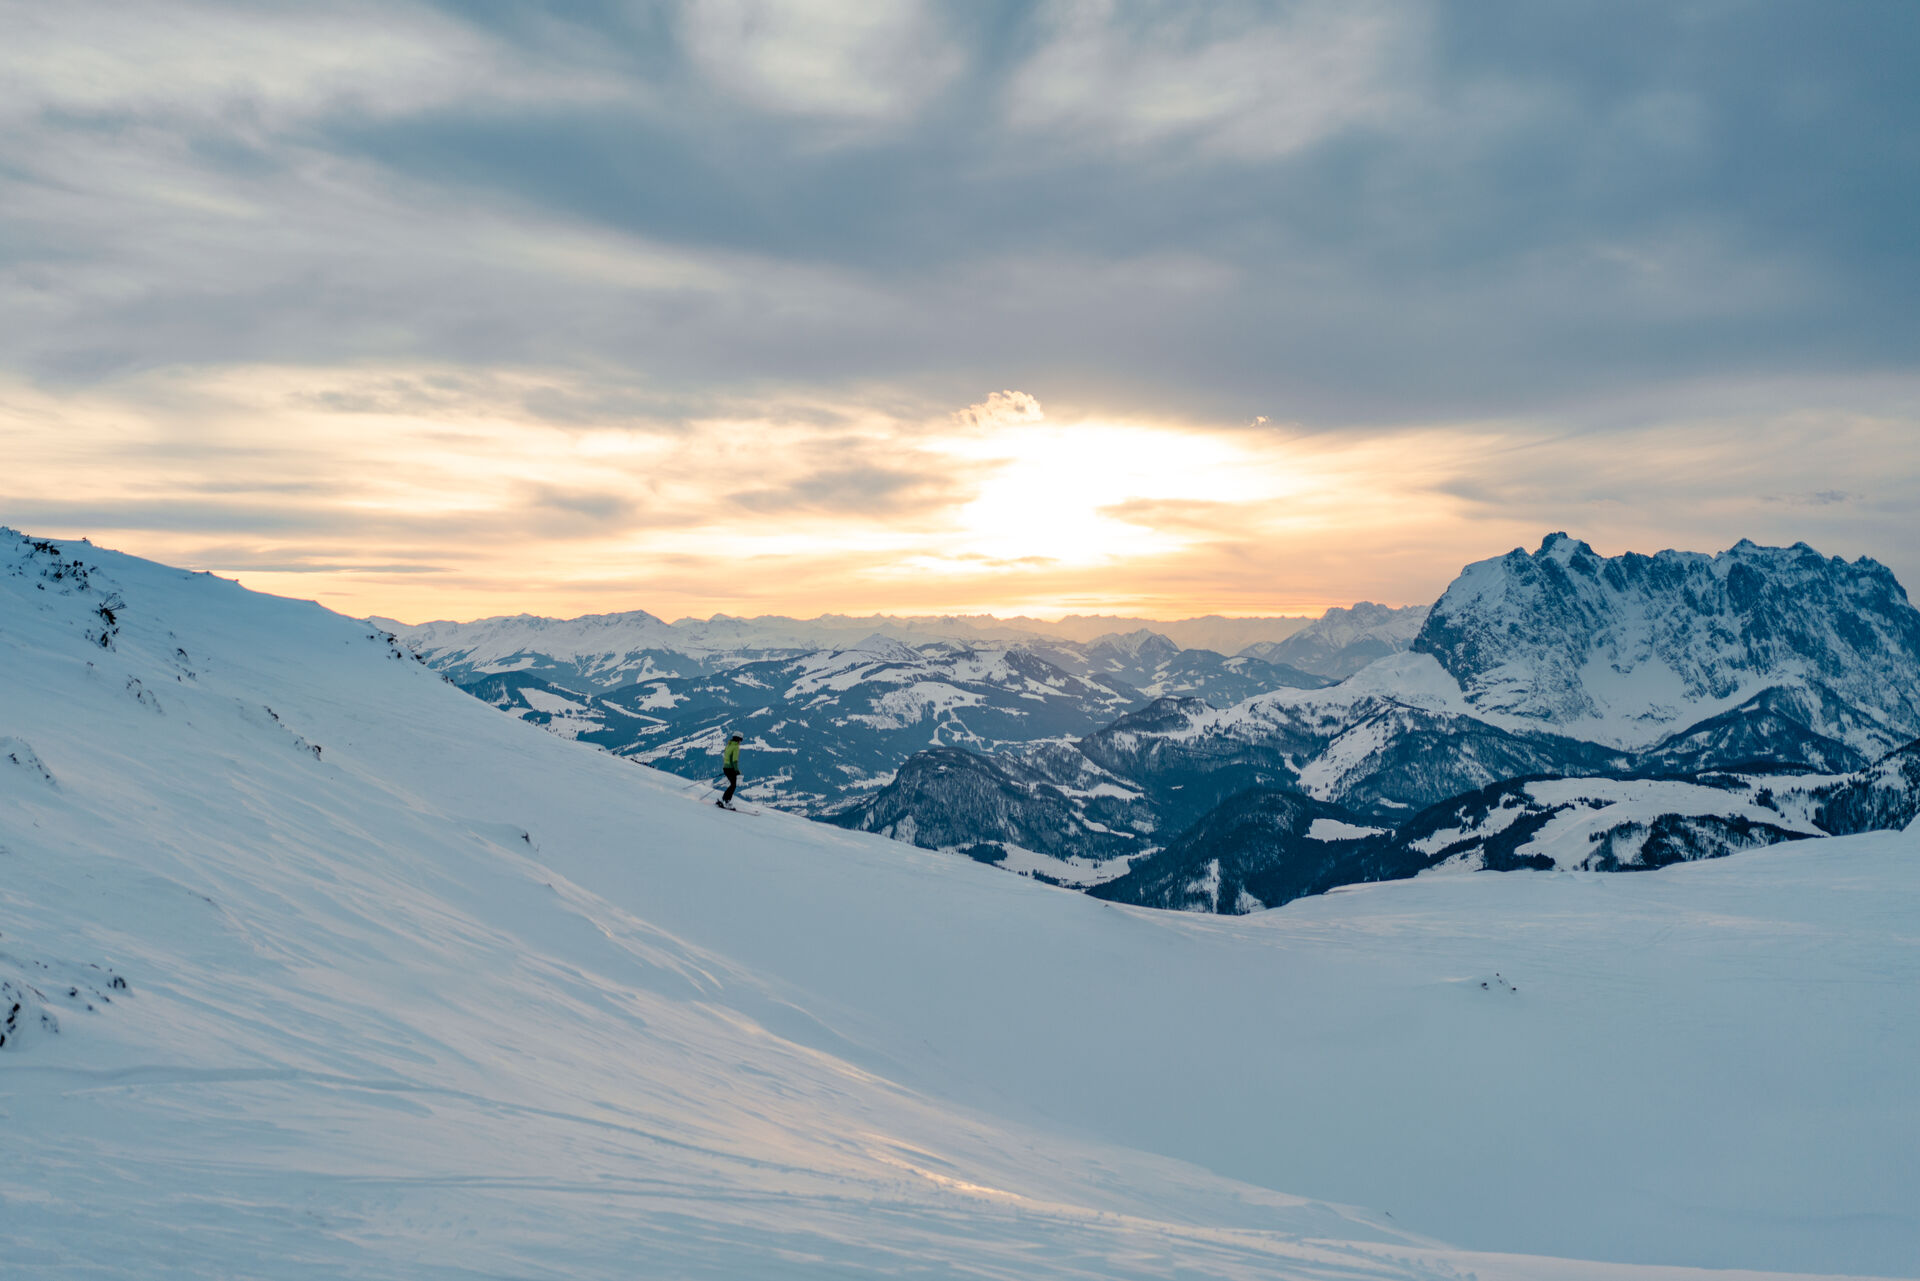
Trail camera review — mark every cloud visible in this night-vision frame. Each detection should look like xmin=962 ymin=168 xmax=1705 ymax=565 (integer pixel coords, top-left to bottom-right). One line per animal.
xmin=954 ymin=390 xmax=1045 ymax=431
xmin=681 ymin=0 xmax=962 ymax=124
xmin=1760 ymin=489 xmax=1861 ymax=508
xmin=3 ymin=1 xmax=1918 ymax=622
xmin=521 ymin=483 xmax=638 ymax=529
xmin=1409 ymin=406 xmax=1920 ymax=577
xmin=1098 ymin=496 xmax=1254 ymax=533
xmin=9 ymin=367 xmax=1919 ymax=622
xmin=730 ymin=463 xmax=967 ymax=516
xmin=1005 ymin=0 xmax=1412 ymax=159
xmin=6 ymin=1 xmax=1916 ymax=421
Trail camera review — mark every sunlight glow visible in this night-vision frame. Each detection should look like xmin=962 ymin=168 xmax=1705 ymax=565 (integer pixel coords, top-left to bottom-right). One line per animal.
xmin=6 ymin=369 xmax=1911 ymax=623
xmin=936 ymin=422 xmax=1287 ymax=566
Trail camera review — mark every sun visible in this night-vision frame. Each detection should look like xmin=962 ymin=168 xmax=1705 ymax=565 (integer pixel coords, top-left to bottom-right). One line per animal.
xmin=934 ymin=420 xmax=1286 ymax=567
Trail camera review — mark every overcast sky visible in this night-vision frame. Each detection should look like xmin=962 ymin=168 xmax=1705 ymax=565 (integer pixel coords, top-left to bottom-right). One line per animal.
xmin=4 ymin=0 xmax=1917 ymax=621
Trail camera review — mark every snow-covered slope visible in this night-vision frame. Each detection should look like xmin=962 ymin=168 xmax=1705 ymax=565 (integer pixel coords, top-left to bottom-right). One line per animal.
xmin=5 ymin=530 xmax=1918 ymax=1278
xmin=1415 ymin=534 xmax=1920 ymax=751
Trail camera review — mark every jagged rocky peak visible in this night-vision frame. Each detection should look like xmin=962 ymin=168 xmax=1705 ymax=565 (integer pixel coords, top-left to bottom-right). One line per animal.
xmin=1413 ymin=534 xmax=1920 ymax=751
xmin=1086 ymin=628 xmax=1182 ymax=663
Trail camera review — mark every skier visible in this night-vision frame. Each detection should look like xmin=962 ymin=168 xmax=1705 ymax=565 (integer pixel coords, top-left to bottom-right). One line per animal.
xmin=717 ymin=733 xmax=743 ymax=809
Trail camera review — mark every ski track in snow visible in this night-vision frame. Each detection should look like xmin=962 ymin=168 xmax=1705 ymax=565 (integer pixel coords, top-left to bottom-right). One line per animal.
xmin=2 ymin=533 xmax=1916 ymax=1280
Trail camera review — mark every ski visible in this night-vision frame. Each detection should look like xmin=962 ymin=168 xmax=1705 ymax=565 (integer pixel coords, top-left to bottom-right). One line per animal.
xmin=694 ymin=792 xmax=761 ymax=816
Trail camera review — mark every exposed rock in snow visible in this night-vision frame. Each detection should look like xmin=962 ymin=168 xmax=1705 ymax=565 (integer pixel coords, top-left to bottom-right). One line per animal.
xmin=0 ymin=735 xmax=56 ymax=786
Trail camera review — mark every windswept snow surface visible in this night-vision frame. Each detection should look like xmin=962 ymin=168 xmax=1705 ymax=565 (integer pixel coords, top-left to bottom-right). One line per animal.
xmin=4 ymin=534 xmax=1918 ymax=1279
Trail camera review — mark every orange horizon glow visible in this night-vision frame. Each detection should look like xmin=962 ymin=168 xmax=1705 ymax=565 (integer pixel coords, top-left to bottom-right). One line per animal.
xmin=5 ymin=371 xmax=1913 ymax=626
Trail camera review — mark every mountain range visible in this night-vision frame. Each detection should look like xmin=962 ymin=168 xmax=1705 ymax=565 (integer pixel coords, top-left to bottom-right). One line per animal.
xmin=840 ymin=536 xmax=1920 ymax=906
xmin=378 ymin=607 xmax=1332 ymax=674
xmin=386 ymin=609 xmax=1394 ymax=814
xmin=1241 ymin=600 xmax=1430 ymax=678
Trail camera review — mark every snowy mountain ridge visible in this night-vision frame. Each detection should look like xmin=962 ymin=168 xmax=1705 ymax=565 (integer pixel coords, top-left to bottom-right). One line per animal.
xmin=386 ymin=604 xmax=1391 ymax=688
xmin=846 ymin=536 xmax=1920 ymax=908
xmin=1415 ymin=533 xmax=1920 ymax=751
xmin=384 ymin=609 xmax=1326 ymax=671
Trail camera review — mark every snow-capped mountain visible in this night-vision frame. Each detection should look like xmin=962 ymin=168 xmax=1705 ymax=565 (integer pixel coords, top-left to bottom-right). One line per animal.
xmin=1242 ymin=601 xmax=1429 ymax=678
xmin=1074 ymin=657 xmax=1631 ymax=823
xmin=847 ymin=537 xmax=1920 ymax=904
xmin=1414 ymin=533 xmax=1920 ymax=751
xmin=386 ymin=610 xmax=1316 ymax=689
xmin=380 ymin=607 xmax=713 ymax=688
xmin=845 ymin=651 xmax=1634 ymax=869
xmin=7 ymin=527 xmax=1917 ymax=1277
xmin=1090 ymin=626 xmax=1182 ymax=663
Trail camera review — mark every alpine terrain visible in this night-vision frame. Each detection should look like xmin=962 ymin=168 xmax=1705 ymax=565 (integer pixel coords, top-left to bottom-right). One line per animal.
xmin=5 ymin=527 xmax=1917 ymax=1278
xmin=844 ymin=536 xmax=1920 ymax=908
xmin=1241 ymin=601 xmax=1430 ymax=679
xmin=390 ymin=611 xmax=1335 ymax=814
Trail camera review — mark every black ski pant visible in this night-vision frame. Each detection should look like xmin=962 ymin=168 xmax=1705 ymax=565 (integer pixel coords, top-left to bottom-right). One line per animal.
xmin=721 ymin=767 xmax=740 ymax=804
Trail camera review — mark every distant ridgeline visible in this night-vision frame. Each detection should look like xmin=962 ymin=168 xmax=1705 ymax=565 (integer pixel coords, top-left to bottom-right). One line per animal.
xmin=386 ymin=606 xmax=1419 ymax=816
xmin=395 ymin=536 xmax=1920 ymax=914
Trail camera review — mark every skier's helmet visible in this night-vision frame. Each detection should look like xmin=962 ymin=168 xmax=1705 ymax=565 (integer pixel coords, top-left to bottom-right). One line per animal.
xmin=729 ymin=733 xmax=743 ymax=742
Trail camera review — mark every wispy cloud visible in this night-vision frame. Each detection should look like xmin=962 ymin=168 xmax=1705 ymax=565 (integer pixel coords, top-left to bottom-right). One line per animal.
xmin=682 ymin=0 xmax=963 ymax=124
xmin=1005 ymin=0 xmax=1413 ymax=159
xmin=731 ymin=464 xmax=969 ymax=516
